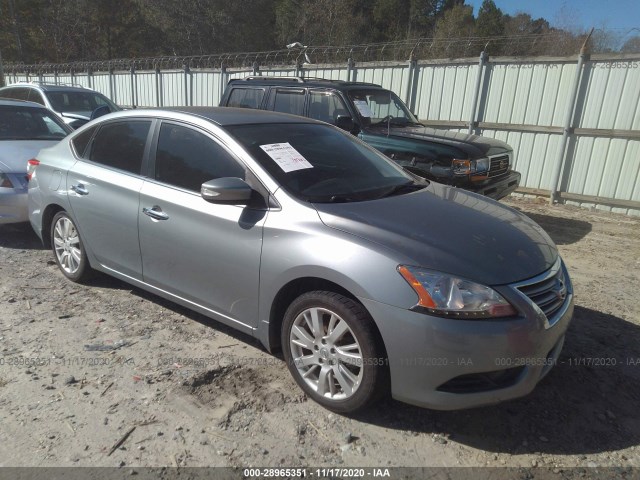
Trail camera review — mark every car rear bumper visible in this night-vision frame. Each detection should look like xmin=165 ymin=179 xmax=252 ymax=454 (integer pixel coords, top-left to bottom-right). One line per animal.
xmin=466 ymin=170 xmax=521 ymax=200
xmin=0 ymin=188 xmax=28 ymax=224
xmin=359 ymin=276 xmax=573 ymax=410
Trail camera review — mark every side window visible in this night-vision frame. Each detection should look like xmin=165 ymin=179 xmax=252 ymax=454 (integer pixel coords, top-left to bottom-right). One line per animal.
xmin=12 ymin=88 xmax=30 ymax=101
xmin=309 ymin=91 xmax=349 ymax=125
xmin=155 ymin=123 xmax=245 ymax=192
xmin=27 ymin=89 xmax=45 ymax=105
xmin=71 ymin=126 xmax=98 ymax=158
xmin=0 ymin=88 xmax=17 ymax=99
xmin=89 ymin=121 xmax=151 ymax=174
xmin=227 ymin=88 xmax=265 ymax=109
xmin=272 ymin=89 xmax=305 ymax=116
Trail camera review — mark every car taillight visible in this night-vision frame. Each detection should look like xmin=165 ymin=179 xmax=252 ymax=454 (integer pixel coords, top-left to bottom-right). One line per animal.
xmin=26 ymin=159 xmax=40 ymax=181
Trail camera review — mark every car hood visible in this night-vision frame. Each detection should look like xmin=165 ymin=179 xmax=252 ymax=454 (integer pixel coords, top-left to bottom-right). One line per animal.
xmin=314 ymin=182 xmax=557 ymax=286
xmin=0 ymin=140 xmax=60 ymax=173
xmin=364 ymin=125 xmax=511 ymax=158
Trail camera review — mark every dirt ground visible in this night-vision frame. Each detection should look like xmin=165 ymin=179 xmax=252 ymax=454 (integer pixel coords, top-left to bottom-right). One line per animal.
xmin=0 ymin=196 xmax=639 ymax=474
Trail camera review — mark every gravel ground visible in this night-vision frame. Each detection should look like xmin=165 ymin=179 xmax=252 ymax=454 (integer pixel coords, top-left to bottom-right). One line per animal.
xmin=0 ymin=197 xmax=639 ymax=474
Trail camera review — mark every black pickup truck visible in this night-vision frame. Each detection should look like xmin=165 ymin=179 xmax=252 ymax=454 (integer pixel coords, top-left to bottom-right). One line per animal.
xmin=220 ymin=77 xmax=520 ymax=200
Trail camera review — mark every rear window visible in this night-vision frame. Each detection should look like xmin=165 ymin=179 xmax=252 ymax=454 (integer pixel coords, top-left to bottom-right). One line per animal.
xmin=0 ymin=106 xmax=71 ymax=141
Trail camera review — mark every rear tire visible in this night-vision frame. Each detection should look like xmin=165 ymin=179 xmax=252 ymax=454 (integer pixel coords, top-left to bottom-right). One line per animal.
xmin=51 ymin=211 xmax=91 ymax=282
xmin=282 ymin=290 xmax=387 ymax=413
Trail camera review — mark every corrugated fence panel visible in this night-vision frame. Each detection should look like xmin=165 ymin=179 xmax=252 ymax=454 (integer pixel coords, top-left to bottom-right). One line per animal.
xmin=112 ymin=72 xmax=133 ymax=107
xmin=134 ymin=71 xmax=156 ymax=107
xmin=192 ymin=70 xmax=222 ymax=106
xmin=5 ymin=55 xmax=639 ymax=214
xmin=161 ymin=70 xmax=186 ymax=106
xmin=91 ymin=74 xmax=111 ymax=98
xmin=354 ymin=64 xmax=410 ymax=103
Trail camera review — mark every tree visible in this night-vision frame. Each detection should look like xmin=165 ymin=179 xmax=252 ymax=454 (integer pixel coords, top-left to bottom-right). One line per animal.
xmin=433 ymin=3 xmax=475 ymax=57
xmin=476 ymin=0 xmax=504 ymax=38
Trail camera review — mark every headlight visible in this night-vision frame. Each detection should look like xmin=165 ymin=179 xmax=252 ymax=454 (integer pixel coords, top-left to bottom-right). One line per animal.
xmin=398 ymin=265 xmax=517 ymax=318
xmin=452 ymin=158 xmax=489 ymax=176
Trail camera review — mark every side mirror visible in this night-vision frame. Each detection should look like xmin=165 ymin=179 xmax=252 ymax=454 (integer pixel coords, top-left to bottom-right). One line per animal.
xmin=201 ymin=177 xmax=253 ymax=204
xmin=335 ymin=115 xmax=355 ymax=132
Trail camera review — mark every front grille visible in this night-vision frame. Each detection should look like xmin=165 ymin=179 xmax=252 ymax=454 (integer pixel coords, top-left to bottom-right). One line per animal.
xmin=436 ymin=367 xmax=525 ymax=394
xmin=517 ymin=266 xmax=568 ymax=319
xmin=488 ymin=154 xmax=510 ymax=177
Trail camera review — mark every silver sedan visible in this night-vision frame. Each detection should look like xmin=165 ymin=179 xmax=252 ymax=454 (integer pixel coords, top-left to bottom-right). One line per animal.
xmin=28 ymin=107 xmax=573 ymax=413
xmin=0 ymin=99 xmax=71 ymax=224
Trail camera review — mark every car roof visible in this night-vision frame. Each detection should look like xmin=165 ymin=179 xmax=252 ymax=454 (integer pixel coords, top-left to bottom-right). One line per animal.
xmin=104 ymin=106 xmax=321 ymax=126
xmin=0 ymin=98 xmax=48 ymax=109
xmin=1 ymin=82 xmax=95 ymax=93
xmin=227 ymin=77 xmax=385 ymax=91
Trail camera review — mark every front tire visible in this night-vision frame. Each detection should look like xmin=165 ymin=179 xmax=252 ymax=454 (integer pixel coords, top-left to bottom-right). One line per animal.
xmin=51 ymin=211 xmax=91 ymax=282
xmin=282 ymin=291 xmax=386 ymax=413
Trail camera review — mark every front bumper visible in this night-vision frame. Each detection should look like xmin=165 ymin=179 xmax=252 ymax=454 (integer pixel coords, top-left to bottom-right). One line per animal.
xmin=360 ymin=262 xmax=573 ymax=410
xmin=0 ymin=188 xmax=28 ymax=224
xmin=464 ymin=170 xmax=521 ymax=200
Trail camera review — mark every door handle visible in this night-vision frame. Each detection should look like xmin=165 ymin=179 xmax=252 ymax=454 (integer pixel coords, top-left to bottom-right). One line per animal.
xmin=70 ymin=184 xmax=89 ymax=195
xmin=142 ymin=206 xmax=169 ymax=221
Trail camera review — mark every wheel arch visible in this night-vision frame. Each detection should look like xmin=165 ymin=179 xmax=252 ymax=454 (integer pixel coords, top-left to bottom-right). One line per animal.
xmin=265 ymin=277 xmax=387 ymax=360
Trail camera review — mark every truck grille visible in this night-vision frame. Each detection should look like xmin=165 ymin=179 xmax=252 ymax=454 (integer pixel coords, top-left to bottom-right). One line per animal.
xmin=488 ymin=154 xmax=510 ymax=177
xmin=517 ymin=266 xmax=568 ymax=320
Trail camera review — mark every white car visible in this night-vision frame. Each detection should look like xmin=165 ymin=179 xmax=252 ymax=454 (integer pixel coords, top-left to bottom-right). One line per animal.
xmin=0 ymin=99 xmax=72 ymax=224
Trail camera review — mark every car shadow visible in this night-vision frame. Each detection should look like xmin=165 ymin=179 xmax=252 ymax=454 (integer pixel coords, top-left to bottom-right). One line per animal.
xmin=355 ymin=305 xmax=640 ymax=455
xmin=511 ymin=209 xmax=593 ymax=245
xmin=83 ymin=273 xmax=263 ymax=350
xmin=0 ymin=223 xmax=45 ymax=250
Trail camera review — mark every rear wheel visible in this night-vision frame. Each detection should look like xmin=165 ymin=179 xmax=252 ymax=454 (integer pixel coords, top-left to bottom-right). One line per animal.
xmin=282 ymin=291 xmax=386 ymax=413
xmin=51 ymin=211 xmax=91 ymax=282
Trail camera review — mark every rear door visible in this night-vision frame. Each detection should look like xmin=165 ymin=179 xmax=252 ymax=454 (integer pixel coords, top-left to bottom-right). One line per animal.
xmin=138 ymin=121 xmax=266 ymax=330
xmin=67 ymin=119 xmax=153 ymax=279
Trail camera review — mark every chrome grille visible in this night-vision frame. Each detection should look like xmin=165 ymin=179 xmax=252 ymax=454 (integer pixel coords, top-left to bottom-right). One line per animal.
xmin=517 ymin=266 xmax=568 ymax=319
xmin=488 ymin=154 xmax=510 ymax=177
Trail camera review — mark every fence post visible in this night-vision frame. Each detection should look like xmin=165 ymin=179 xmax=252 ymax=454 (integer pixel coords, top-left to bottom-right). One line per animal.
xmin=155 ymin=67 xmax=162 ymax=107
xmin=549 ymin=31 xmax=592 ymax=205
xmin=0 ymin=49 xmax=6 ymax=87
xmin=130 ymin=65 xmax=136 ymax=108
xmin=108 ymin=64 xmax=115 ymax=103
xmin=468 ymin=50 xmax=488 ymax=134
xmin=252 ymin=61 xmax=260 ymax=76
xmin=219 ymin=65 xmax=227 ymax=105
xmin=404 ymin=55 xmax=416 ymax=107
xmin=347 ymin=56 xmax=354 ymax=82
xmin=87 ymin=68 xmax=93 ymax=90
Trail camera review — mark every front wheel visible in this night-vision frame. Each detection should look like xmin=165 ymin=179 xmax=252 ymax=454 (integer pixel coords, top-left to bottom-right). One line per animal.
xmin=51 ymin=211 xmax=91 ymax=282
xmin=282 ymin=291 xmax=387 ymax=413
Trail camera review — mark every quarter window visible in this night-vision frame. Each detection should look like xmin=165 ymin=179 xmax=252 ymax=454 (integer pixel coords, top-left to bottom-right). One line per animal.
xmin=155 ymin=123 xmax=245 ymax=192
xmin=89 ymin=121 xmax=151 ymax=174
xmin=227 ymin=88 xmax=265 ymax=109
xmin=71 ymin=126 xmax=98 ymax=158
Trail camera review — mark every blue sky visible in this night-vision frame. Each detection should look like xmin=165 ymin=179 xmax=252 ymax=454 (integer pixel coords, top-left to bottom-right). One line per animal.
xmin=466 ymin=0 xmax=640 ymax=32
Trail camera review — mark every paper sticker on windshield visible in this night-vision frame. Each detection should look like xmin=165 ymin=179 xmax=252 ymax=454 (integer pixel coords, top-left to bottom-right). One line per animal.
xmin=353 ymin=100 xmax=374 ymax=118
xmin=260 ymin=143 xmax=313 ymax=173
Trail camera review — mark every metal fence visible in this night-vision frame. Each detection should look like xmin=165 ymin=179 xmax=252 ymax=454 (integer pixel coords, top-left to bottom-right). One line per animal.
xmin=4 ymin=51 xmax=640 ymax=216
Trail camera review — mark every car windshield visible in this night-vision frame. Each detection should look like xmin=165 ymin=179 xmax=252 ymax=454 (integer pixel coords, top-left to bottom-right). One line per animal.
xmin=348 ymin=89 xmax=421 ymax=127
xmin=46 ymin=90 xmax=118 ymax=114
xmin=227 ymin=123 xmax=425 ymax=203
xmin=0 ymin=106 xmax=71 ymax=140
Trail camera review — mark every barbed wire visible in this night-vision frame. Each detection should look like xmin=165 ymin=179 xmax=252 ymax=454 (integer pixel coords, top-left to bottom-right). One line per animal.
xmin=4 ymin=30 xmax=639 ymax=74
